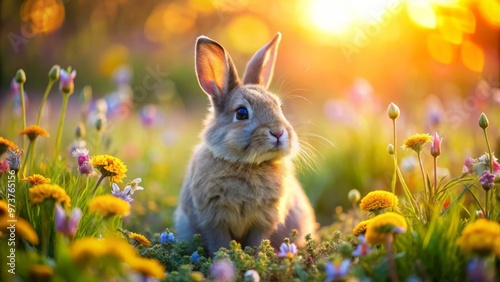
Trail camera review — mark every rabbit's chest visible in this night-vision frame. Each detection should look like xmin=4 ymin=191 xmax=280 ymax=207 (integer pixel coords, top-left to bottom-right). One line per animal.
xmin=193 ymin=173 xmax=287 ymax=237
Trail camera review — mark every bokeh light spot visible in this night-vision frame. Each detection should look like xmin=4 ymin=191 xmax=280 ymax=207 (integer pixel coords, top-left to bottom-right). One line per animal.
xmin=460 ymin=40 xmax=484 ymax=72
xmin=427 ymin=33 xmax=454 ymax=64
xmin=479 ymin=0 xmax=500 ymax=28
xmin=99 ymin=44 xmax=129 ymax=76
xmin=226 ymin=15 xmax=270 ymax=54
xmin=408 ymin=0 xmax=437 ymax=29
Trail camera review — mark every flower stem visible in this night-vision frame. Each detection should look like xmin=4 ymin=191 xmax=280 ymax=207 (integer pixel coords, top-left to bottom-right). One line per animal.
xmin=36 ymin=80 xmax=55 ymax=126
xmin=19 ymin=140 xmax=34 ymax=176
xmin=483 ymin=128 xmax=494 ymax=219
xmin=433 ymin=156 xmax=438 ymax=202
xmin=391 ymin=119 xmax=398 ymax=194
xmin=386 ymin=233 xmax=399 ymax=282
xmin=417 ymin=151 xmax=427 ymax=195
xmin=92 ymin=174 xmax=107 ymax=194
xmin=55 ymin=93 xmax=70 ymax=159
xmin=19 ymin=83 xmax=26 ymax=149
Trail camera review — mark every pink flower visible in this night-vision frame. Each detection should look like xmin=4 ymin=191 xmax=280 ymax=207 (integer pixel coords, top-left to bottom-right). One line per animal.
xmin=210 ymin=260 xmax=236 ymax=282
xmin=55 ymin=204 xmax=82 ymax=238
xmin=0 ymin=159 xmax=10 ymax=174
xmin=60 ymin=68 xmax=77 ymax=94
xmin=72 ymin=148 xmax=93 ymax=175
xmin=430 ymin=132 xmax=442 ymax=157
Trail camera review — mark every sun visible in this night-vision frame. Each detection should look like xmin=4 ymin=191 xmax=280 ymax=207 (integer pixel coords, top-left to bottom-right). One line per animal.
xmin=309 ymin=0 xmax=353 ymax=35
xmin=307 ymin=0 xmax=402 ymax=36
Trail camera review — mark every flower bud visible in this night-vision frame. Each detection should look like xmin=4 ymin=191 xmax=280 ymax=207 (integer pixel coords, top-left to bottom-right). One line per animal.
xmin=96 ymin=114 xmax=106 ymax=132
xmin=387 ymin=144 xmax=395 ymax=155
xmin=59 ymin=68 xmax=76 ymax=95
xmin=48 ymin=65 xmax=60 ymax=81
xmin=80 ymin=85 xmax=92 ymax=105
xmin=15 ymin=69 xmax=26 ymax=84
xmin=478 ymin=113 xmax=489 ymax=129
xmin=348 ymin=189 xmax=361 ymax=203
xmin=75 ymin=123 xmax=86 ymax=139
xmin=387 ymin=103 xmax=400 ymax=120
xmin=430 ymin=132 xmax=442 ymax=157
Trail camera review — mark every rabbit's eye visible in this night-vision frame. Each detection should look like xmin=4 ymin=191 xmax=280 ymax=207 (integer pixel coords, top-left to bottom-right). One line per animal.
xmin=235 ymin=107 xmax=249 ymax=120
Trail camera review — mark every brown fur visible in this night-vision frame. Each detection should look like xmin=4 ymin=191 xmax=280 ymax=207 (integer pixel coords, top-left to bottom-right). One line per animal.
xmin=174 ymin=33 xmax=316 ymax=255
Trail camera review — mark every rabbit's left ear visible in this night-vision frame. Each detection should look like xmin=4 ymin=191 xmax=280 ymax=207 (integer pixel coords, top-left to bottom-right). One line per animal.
xmin=242 ymin=32 xmax=281 ymax=89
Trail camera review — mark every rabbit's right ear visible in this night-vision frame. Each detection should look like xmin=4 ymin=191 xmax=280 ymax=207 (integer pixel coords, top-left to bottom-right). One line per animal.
xmin=195 ymin=36 xmax=240 ymax=108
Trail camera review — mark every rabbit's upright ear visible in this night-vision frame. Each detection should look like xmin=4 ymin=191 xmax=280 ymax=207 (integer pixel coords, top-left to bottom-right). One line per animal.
xmin=195 ymin=36 xmax=240 ymax=108
xmin=242 ymin=32 xmax=281 ymax=89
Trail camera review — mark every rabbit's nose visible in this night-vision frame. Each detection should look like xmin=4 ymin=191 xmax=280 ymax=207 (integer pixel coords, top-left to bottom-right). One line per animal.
xmin=270 ymin=129 xmax=284 ymax=140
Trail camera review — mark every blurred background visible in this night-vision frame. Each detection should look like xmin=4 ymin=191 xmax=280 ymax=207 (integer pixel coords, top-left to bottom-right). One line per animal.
xmin=1 ymin=0 xmax=499 ymax=228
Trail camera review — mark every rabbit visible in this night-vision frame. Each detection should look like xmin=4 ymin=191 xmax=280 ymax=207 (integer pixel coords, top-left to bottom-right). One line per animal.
xmin=174 ymin=32 xmax=317 ymax=255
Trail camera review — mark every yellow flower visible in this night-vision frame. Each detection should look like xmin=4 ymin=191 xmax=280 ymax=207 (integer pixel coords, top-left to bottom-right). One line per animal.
xmin=70 ymin=237 xmax=107 ymax=263
xmin=19 ymin=125 xmax=50 ymax=141
xmin=29 ymin=265 xmax=53 ymax=280
xmin=129 ymin=257 xmax=166 ymax=279
xmin=89 ymin=195 xmax=130 ymax=217
xmin=403 ymin=133 xmax=432 ymax=153
xmin=0 ymin=137 xmax=17 ymax=154
xmin=90 ymin=154 xmax=127 ymax=183
xmin=23 ymin=174 xmax=51 ymax=185
xmin=70 ymin=236 xmax=137 ymax=264
xmin=457 ymin=219 xmax=500 ymax=257
xmin=365 ymin=212 xmax=407 ymax=245
xmin=0 ymin=200 xmax=8 ymax=218
xmin=359 ymin=190 xmax=399 ymax=212
xmin=129 ymin=232 xmax=152 ymax=247
xmin=353 ymin=218 xmax=373 ymax=236
xmin=29 ymin=184 xmax=71 ymax=207
xmin=0 ymin=217 xmax=39 ymax=245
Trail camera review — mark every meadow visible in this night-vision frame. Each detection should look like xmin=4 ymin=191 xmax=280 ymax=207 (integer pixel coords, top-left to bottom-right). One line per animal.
xmin=1 ymin=0 xmax=500 ymax=281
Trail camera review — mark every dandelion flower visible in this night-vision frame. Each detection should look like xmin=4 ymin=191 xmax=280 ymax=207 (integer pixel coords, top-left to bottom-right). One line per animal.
xmin=0 ymin=137 xmax=17 ymax=155
xmin=0 ymin=200 xmax=8 ymax=217
xmin=29 ymin=265 xmax=53 ymax=280
xmin=457 ymin=219 xmax=500 ymax=257
xmin=403 ymin=133 xmax=432 ymax=153
xmin=129 ymin=257 xmax=166 ymax=279
xmin=22 ymin=174 xmax=51 ymax=185
xmin=19 ymin=125 xmax=50 ymax=141
xmin=70 ymin=236 xmax=136 ymax=264
xmin=365 ymin=212 xmax=407 ymax=245
xmin=29 ymin=184 xmax=71 ymax=207
xmin=128 ymin=232 xmax=151 ymax=247
xmin=353 ymin=218 xmax=373 ymax=236
xmin=89 ymin=195 xmax=130 ymax=217
xmin=359 ymin=190 xmax=399 ymax=212
xmin=90 ymin=154 xmax=127 ymax=183
xmin=0 ymin=217 xmax=39 ymax=245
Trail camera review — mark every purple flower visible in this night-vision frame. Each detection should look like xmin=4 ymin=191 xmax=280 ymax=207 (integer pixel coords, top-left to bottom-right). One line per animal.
xmin=210 ymin=260 xmax=236 ymax=282
xmin=140 ymin=105 xmax=158 ymax=127
xmin=55 ymin=203 xmax=82 ymax=238
xmin=351 ymin=235 xmax=371 ymax=257
xmin=467 ymin=258 xmax=494 ymax=282
xmin=160 ymin=231 xmax=175 ymax=244
xmin=277 ymin=242 xmax=297 ymax=259
xmin=479 ymin=171 xmax=496 ymax=191
xmin=324 ymin=259 xmax=350 ymax=282
xmin=6 ymin=149 xmax=22 ymax=173
xmin=60 ymin=68 xmax=77 ymax=94
xmin=111 ymin=183 xmax=134 ymax=203
xmin=72 ymin=148 xmax=93 ymax=175
xmin=190 ymin=251 xmax=200 ymax=263
xmin=244 ymin=270 xmax=260 ymax=282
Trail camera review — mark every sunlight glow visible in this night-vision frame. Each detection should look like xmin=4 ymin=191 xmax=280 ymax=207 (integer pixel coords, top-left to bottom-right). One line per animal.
xmin=308 ymin=0 xmax=400 ymax=36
